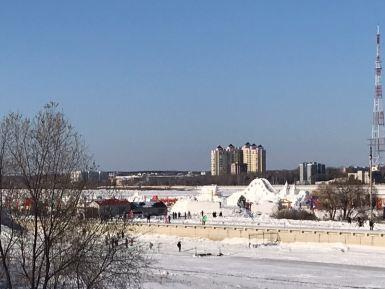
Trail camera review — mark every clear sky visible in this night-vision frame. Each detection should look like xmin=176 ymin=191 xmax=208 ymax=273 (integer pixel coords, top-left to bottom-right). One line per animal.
xmin=0 ymin=1 xmax=383 ymax=171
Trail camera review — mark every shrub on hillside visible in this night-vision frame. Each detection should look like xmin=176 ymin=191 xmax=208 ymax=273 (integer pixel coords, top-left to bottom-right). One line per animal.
xmin=271 ymin=209 xmax=318 ymax=220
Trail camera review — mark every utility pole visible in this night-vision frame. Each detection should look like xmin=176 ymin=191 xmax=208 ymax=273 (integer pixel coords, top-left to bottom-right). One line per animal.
xmin=369 ymin=146 xmax=373 ymax=220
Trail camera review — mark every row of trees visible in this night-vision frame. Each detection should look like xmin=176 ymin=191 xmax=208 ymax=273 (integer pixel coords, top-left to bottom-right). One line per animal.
xmin=0 ymin=103 xmax=148 ymax=289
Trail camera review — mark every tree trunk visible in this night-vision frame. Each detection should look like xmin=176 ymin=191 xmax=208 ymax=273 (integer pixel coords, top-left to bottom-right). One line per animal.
xmin=0 ymin=245 xmax=12 ymax=289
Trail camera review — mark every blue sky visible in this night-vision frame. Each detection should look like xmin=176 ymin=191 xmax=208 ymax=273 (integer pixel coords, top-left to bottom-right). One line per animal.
xmin=0 ymin=1 xmax=382 ymax=171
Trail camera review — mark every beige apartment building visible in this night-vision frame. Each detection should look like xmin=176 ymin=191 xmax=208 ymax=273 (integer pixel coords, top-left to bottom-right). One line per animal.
xmin=211 ymin=143 xmax=266 ymax=176
xmin=210 ymin=145 xmax=228 ymax=176
xmin=242 ymin=142 xmax=266 ymax=173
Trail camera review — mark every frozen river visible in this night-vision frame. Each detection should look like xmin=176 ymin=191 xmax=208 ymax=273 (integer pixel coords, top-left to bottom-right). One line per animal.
xmin=141 ymin=235 xmax=385 ymax=289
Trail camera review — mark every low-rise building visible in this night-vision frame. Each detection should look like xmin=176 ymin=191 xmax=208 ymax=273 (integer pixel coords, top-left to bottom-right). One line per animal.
xmin=87 ymin=198 xmax=131 ymax=219
xmin=70 ymin=170 xmax=108 ymax=183
xmin=348 ymin=170 xmax=370 ymax=184
xmin=130 ymin=201 xmax=167 ymax=217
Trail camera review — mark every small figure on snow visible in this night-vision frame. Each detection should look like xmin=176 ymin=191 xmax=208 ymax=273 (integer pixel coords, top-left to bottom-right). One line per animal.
xmin=202 ymin=215 xmax=208 ymax=225
xmin=369 ymin=219 xmax=375 ymax=231
xmin=177 ymin=241 xmax=182 ymax=252
xmin=347 ymin=216 xmax=352 ymax=224
xmin=357 ymin=217 xmax=364 ymax=227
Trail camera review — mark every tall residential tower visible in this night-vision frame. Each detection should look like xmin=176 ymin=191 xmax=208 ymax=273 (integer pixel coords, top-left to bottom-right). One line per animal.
xmin=211 ymin=143 xmax=266 ymax=176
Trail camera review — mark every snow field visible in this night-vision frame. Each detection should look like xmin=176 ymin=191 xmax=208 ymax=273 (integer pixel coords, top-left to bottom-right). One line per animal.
xmin=139 ymin=234 xmax=385 ymax=289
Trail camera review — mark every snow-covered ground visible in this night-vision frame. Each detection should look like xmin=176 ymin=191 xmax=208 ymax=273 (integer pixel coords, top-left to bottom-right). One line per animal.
xmin=141 ymin=234 xmax=385 ymax=289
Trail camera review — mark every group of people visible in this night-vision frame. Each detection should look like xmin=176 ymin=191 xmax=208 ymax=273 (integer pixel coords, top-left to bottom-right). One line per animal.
xmin=173 ymin=211 xmax=192 ymax=219
xmin=199 ymin=210 xmax=223 ymax=225
xmin=164 ymin=210 xmax=225 ymax=224
xmin=346 ymin=216 xmax=375 ymax=230
xmin=200 ymin=210 xmax=222 ymax=218
xmin=166 ymin=211 xmax=192 ymax=223
xmin=105 ymin=230 xmax=133 ymax=249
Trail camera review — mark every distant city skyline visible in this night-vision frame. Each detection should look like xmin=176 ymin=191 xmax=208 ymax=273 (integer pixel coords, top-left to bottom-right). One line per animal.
xmin=211 ymin=143 xmax=266 ymax=175
xmin=0 ymin=1 xmax=384 ymax=171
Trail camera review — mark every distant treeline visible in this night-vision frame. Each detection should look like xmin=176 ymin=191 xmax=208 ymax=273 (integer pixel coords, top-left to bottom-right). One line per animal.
xmin=106 ymin=167 xmax=347 ymax=187
xmin=1 ymin=167 xmax=351 ymax=189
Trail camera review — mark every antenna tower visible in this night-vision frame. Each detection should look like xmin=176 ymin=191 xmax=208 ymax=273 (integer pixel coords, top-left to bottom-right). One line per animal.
xmin=370 ymin=25 xmax=385 ymax=169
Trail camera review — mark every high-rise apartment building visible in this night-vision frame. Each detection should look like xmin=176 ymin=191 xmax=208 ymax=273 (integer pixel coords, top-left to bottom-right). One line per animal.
xmin=210 ymin=146 xmax=228 ymax=176
xmin=211 ymin=143 xmax=266 ymax=176
xmin=225 ymin=144 xmax=237 ymax=173
xmin=242 ymin=143 xmax=266 ymax=173
xmin=257 ymin=145 xmax=266 ymax=174
xmin=241 ymin=142 xmax=252 ymax=172
xmin=299 ymin=161 xmax=326 ymax=184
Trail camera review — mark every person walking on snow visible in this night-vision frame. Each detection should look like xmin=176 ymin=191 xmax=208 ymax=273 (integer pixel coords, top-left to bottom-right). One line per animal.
xmin=177 ymin=241 xmax=182 ymax=252
xmin=202 ymin=215 xmax=208 ymax=225
xmin=369 ymin=219 xmax=375 ymax=230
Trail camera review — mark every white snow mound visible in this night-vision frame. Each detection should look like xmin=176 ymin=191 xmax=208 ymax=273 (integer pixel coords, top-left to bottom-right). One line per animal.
xmin=226 ymin=178 xmax=309 ymax=214
xmin=171 ymin=199 xmax=221 ymax=215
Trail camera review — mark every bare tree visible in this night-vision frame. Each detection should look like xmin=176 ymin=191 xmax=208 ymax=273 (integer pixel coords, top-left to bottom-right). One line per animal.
xmin=0 ymin=112 xmax=17 ymax=289
xmin=0 ymin=103 xmax=148 ymax=289
xmin=315 ymin=179 xmax=370 ymax=220
xmin=315 ymin=183 xmax=338 ymax=220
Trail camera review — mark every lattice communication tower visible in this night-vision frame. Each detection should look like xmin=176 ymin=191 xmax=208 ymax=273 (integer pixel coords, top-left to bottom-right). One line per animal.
xmin=370 ymin=25 xmax=385 ymax=169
